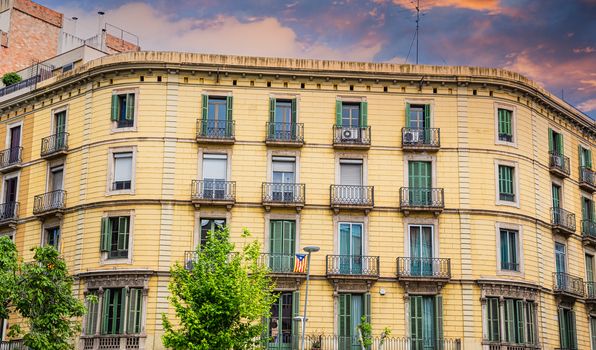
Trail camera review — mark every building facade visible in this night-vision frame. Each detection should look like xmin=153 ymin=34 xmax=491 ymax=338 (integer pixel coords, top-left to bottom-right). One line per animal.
xmin=0 ymin=51 xmax=595 ymax=350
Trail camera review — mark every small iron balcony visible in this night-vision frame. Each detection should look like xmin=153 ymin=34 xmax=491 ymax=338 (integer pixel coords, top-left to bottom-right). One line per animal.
xmin=261 ymin=182 xmax=305 ymax=211
xmin=553 ymin=272 xmax=584 ymax=299
xmin=0 ymin=147 xmax=22 ymax=172
xmin=332 ymin=125 xmax=371 ymax=149
xmin=184 ymin=250 xmax=198 ymax=271
xmin=396 ymin=257 xmax=451 ymax=281
xmin=401 ymin=128 xmax=440 ymax=151
xmin=549 ymin=152 xmax=570 ymax=178
xmin=0 ymin=201 xmax=18 ymax=226
xmin=551 ymin=207 xmax=576 ymax=237
xmin=579 ymin=167 xmax=596 ymax=193
xmin=399 ymin=187 xmax=444 ymax=214
xmin=326 ymin=255 xmax=380 ymax=277
xmin=33 ymin=190 xmax=66 ymax=217
xmin=191 ymin=180 xmax=236 ymax=209
xmin=582 ymin=219 xmax=596 ymax=248
xmin=330 ymin=185 xmax=374 ymax=212
xmin=196 ymin=119 xmax=235 ymax=144
xmin=259 ymin=253 xmax=307 ymax=275
xmin=265 ymin=122 xmax=304 ymax=146
xmin=40 ymin=132 xmax=69 ymax=158
xmin=586 ymin=282 xmax=596 ymax=303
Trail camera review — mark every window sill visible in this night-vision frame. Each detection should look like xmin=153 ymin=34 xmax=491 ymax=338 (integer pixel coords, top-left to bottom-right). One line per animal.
xmin=110 ymin=126 xmax=138 ymax=134
xmin=100 ymin=257 xmax=132 ymax=265
xmin=105 ymin=189 xmax=135 ymax=196
xmin=495 ymin=139 xmax=517 ymax=148
xmin=496 ymin=269 xmax=524 ymax=278
xmin=496 ymin=199 xmax=520 ymax=208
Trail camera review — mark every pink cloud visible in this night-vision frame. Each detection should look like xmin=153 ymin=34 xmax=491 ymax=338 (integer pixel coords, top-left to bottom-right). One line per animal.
xmin=578 ymin=98 xmax=596 ymax=112
xmin=573 ymin=47 xmax=596 ymax=54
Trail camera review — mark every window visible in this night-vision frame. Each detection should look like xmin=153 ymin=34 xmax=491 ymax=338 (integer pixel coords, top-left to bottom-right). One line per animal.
xmin=498 ymin=165 xmax=515 ymax=202
xmin=2 ymin=175 xmax=18 ymax=219
xmin=110 ymin=92 xmax=136 ymax=129
xmin=53 ymin=109 xmax=67 ymax=139
xmin=202 ymin=154 xmax=228 ymax=199
xmin=268 ymin=98 xmax=297 ymax=140
xmin=410 ymin=295 xmax=443 ymax=350
xmin=340 ymin=159 xmax=363 ymax=186
xmin=485 ymin=297 xmax=536 ymax=345
xmin=586 ymin=254 xmax=595 ymax=298
xmin=500 ymin=229 xmax=519 ymax=271
xmin=552 ymin=184 xmax=561 ymax=208
xmin=269 ymin=220 xmax=295 ymax=272
xmin=338 ymin=223 xmax=363 ymax=274
xmin=49 ymin=165 xmax=64 ymax=192
xmin=199 ymin=218 xmax=226 ymax=248
xmin=409 ymin=225 xmax=434 ymax=276
xmin=200 ymin=95 xmax=233 ymax=137
xmin=338 ymin=293 xmax=370 ymax=350
xmin=591 ymin=316 xmax=596 ymax=350
xmin=44 ymin=226 xmax=60 ymax=250
xmin=336 ymin=101 xmax=367 ymax=128
xmin=271 ymin=156 xmax=296 ymax=201
xmin=579 ymin=145 xmax=592 ymax=169
xmin=62 ymin=62 xmax=74 ymax=73
xmin=6 ymin=124 xmax=21 ymax=164
xmin=408 ymin=161 xmax=432 ymax=205
xmin=112 ymin=152 xmax=132 ymax=191
xmin=555 ymin=242 xmax=567 ymax=274
xmin=497 ymin=108 xmax=513 ymax=142
xmin=266 ymin=292 xmax=299 ymax=347
xmin=406 ymin=104 xmax=430 ymax=129
xmin=99 ymin=287 xmax=143 ymax=335
xmin=549 ymin=128 xmax=564 ymax=155
xmin=558 ymin=308 xmax=577 ymax=350
xmin=100 ymin=216 xmax=130 ymax=260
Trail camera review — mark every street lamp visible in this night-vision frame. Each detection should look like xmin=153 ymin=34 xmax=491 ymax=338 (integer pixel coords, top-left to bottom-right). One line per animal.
xmin=301 ymin=245 xmax=320 ymax=350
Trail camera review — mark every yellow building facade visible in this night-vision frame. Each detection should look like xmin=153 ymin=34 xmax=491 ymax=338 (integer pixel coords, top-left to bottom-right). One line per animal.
xmin=0 ymin=51 xmax=595 ymax=350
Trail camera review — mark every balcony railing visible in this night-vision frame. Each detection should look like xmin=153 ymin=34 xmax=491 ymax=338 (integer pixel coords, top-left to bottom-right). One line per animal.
xmin=396 ymin=257 xmax=451 ymax=279
xmin=196 ymin=119 xmax=235 ymax=141
xmin=582 ymin=219 xmax=596 ymax=239
xmin=579 ymin=167 xmax=596 ymax=191
xmin=400 ymin=187 xmax=445 ymax=209
xmin=259 ymin=253 xmax=306 ymax=274
xmin=487 ymin=343 xmax=541 ymax=350
xmin=0 ymin=75 xmax=39 ymax=97
xmin=265 ymin=122 xmax=304 ymax=144
xmin=277 ymin=335 xmax=461 ymax=350
xmin=332 ymin=125 xmax=371 ymax=147
xmin=551 ymin=207 xmax=576 ymax=233
xmin=0 ymin=340 xmax=29 ymax=350
xmin=191 ymin=180 xmax=236 ymax=202
xmin=33 ymin=190 xmax=66 ymax=215
xmin=586 ymin=281 xmax=596 ymax=300
xmin=326 ymin=255 xmax=379 ymax=277
xmin=401 ymin=127 xmax=440 ymax=149
xmin=0 ymin=201 xmax=18 ymax=223
xmin=80 ymin=335 xmax=142 ymax=350
xmin=549 ymin=152 xmax=570 ymax=177
xmin=0 ymin=147 xmax=22 ymax=170
xmin=184 ymin=250 xmax=198 ymax=271
xmin=330 ymin=185 xmax=374 ymax=208
xmin=262 ymin=182 xmax=305 ymax=205
xmin=40 ymin=132 xmax=69 ymax=157
xmin=553 ymin=272 xmax=584 ymax=297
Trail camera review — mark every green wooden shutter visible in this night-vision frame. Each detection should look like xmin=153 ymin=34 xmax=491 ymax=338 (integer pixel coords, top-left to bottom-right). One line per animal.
xmin=339 ymin=294 xmax=351 ymax=345
xmin=548 ymin=128 xmax=554 ymax=153
xmin=127 ymin=288 xmax=142 ymax=333
xmin=261 ymin=315 xmax=270 ymax=345
xmin=525 ymin=302 xmax=535 ymax=344
xmin=423 ymin=104 xmax=430 ymax=129
xmin=55 ymin=111 xmax=66 ymax=134
xmin=226 ymin=96 xmax=233 ymax=121
xmin=119 ymin=288 xmax=127 ymax=334
xmin=579 ymin=145 xmax=585 ymax=167
xmin=100 ymin=217 xmax=111 ymax=252
xmin=86 ymin=295 xmax=98 ymax=335
xmin=505 ymin=299 xmax=515 ymax=342
xmin=101 ymin=289 xmax=111 ymax=334
xmin=364 ymin=292 xmax=371 ymax=323
xmin=291 ymin=98 xmax=297 ymax=123
xmin=569 ymin=310 xmax=577 ymax=349
xmin=487 ymin=298 xmax=500 ymax=341
xmin=588 ymin=149 xmax=593 ymax=169
xmin=292 ymin=291 xmax=300 ymax=348
xmin=558 ymin=133 xmax=564 ymax=155
xmin=410 ymin=296 xmax=423 ymax=350
xmin=515 ymin=300 xmax=525 ymax=343
xmin=201 ymin=94 xmax=208 ymax=120
xmin=586 ymin=255 xmax=594 ymax=282
xmin=558 ymin=308 xmax=567 ymax=348
xmin=125 ymin=93 xmax=135 ymax=121
xmin=117 ymin=217 xmax=129 ymax=252
xmin=435 ymin=295 xmax=443 ymax=350
xmin=360 ymin=101 xmax=368 ymax=127
xmin=406 ymin=103 xmax=411 ymax=127
xmin=110 ymin=95 xmax=119 ymax=121
xmin=269 ymin=97 xmax=276 ymax=122
xmin=335 ymin=100 xmax=343 ymax=126
xmin=591 ymin=317 xmax=596 ymax=350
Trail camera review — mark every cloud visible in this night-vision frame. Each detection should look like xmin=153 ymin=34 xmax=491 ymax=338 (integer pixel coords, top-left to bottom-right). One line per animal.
xmin=578 ymin=98 xmax=596 ymax=112
xmin=573 ymin=46 xmax=596 ymax=54
xmin=390 ymin=0 xmax=502 ymax=12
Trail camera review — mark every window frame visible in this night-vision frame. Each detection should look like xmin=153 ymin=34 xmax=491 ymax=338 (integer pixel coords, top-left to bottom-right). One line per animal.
xmin=4 ymin=120 xmax=23 ymax=150
xmin=494 ymin=103 xmax=517 ymax=147
xmin=41 ymin=217 xmax=62 ymax=251
xmin=110 ymin=88 xmax=139 ymax=133
xmin=106 ymin=147 xmax=136 ymax=196
xmin=265 ymin=212 xmax=301 ymax=256
xmin=100 ymin=210 xmax=135 ymax=265
xmin=335 ymin=152 xmax=368 ymax=186
xmin=50 ymin=105 xmax=69 ymax=135
xmin=495 ymin=222 xmax=524 ymax=276
xmin=494 ymin=159 xmax=520 ymax=207
xmin=1 ymin=171 xmax=20 ymax=205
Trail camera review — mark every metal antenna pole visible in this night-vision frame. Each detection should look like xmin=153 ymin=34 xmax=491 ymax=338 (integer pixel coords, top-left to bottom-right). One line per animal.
xmin=415 ymin=0 xmax=420 ymax=64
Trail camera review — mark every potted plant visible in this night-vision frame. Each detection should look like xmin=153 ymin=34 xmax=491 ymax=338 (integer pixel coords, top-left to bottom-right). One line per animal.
xmin=310 ymin=331 xmax=323 ymax=350
xmin=2 ymin=72 xmax=22 ymax=86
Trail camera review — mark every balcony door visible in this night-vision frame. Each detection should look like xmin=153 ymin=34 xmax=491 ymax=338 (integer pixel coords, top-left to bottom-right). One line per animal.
xmin=339 ymin=223 xmax=363 ymax=274
xmin=342 ymin=103 xmax=361 ymax=128
xmin=409 ymin=225 xmax=433 ymax=276
xmin=555 ymin=243 xmax=567 ymax=288
xmin=8 ymin=125 xmax=20 ymax=163
xmin=269 ymin=220 xmax=295 ymax=273
xmin=49 ymin=165 xmax=64 ymax=192
xmin=587 ymin=254 xmax=595 ymax=297
xmin=204 ymin=96 xmax=230 ymax=137
xmin=338 ymin=293 xmax=365 ymax=350
xmin=408 ymin=161 xmax=432 ymax=205
xmin=271 ymin=99 xmax=296 ymax=141
xmin=410 ymin=295 xmax=443 ymax=350
xmin=272 ymin=157 xmax=296 ymax=201
xmin=202 ymin=154 xmax=227 ymax=199
xmin=268 ymin=293 xmax=294 ymax=350
xmin=2 ymin=177 xmax=17 ymax=219
xmin=54 ymin=110 xmax=66 ymax=148
xmin=339 ymin=159 xmax=363 ymax=202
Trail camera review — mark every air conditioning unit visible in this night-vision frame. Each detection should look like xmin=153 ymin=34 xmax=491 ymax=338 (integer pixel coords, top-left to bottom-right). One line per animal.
xmin=553 ymin=155 xmax=563 ymax=167
xmin=404 ymin=129 xmax=421 ymax=143
xmin=342 ymin=128 xmax=360 ymax=140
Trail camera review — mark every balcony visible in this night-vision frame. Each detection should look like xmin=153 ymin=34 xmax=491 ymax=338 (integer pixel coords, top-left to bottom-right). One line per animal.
xmin=486 ymin=343 xmax=541 ymax=350
xmin=0 ymin=201 xmax=18 ymax=227
xmin=191 ymin=180 xmax=236 ymax=209
xmin=582 ymin=220 xmax=596 ymax=248
xmin=259 ymin=253 xmax=306 ymax=291
xmin=332 ymin=125 xmax=371 ymax=149
xmin=184 ymin=250 xmax=198 ymax=271
xmin=401 ymin=128 xmax=440 ymax=151
xmin=551 ymin=207 xmax=576 ymax=237
xmin=399 ymin=187 xmax=444 ymax=215
xmin=195 ymin=119 xmax=235 ymax=144
xmin=80 ymin=335 xmax=144 ymax=350
xmin=261 ymin=182 xmax=305 ymax=212
xmin=33 ymin=190 xmax=66 ymax=218
xmin=288 ymin=335 xmax=462 ymax=350
xmin=40 ymin=132 xmax=69 ymax=159
xmin=549 ymin=152 xmax=570 ymax=178
xmin=0 ymin=147 xmax=22 ymax=173
xmin=326 ymin=255 xmax=379 ymax=292
xmin=330 ymin=185 xmax=374 ymax=214
xmin=586 ymin=282 xmax=596 ymax=309
xmin=553 ymin=272 xmax=584 ymax=301
xmin=579 ymin=167 xmax=596 ymax=192
xmin=0 ymin=340 xmax=28 ymax=350
xmin=396 ymin=257 xmax=451 ymax=294
xmin=265 ymin=122 xmax=304 ymax=147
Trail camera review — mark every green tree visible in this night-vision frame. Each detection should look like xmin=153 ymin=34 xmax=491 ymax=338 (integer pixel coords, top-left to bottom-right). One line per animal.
xmin=2 ymin=72 xmax=22 ymax=86
xmin=0 ymin=236 xmax=18 ymax=321
xmin=162 ymin=227 xmax=276 ymax=350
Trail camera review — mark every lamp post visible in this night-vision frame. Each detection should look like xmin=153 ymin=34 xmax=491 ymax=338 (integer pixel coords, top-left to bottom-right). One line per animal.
xmin=301 ymin=245 xmax=320 ymax=350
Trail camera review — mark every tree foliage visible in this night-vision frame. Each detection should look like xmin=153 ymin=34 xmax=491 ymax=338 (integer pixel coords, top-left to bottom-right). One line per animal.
xmin=0 ymin=236 xmax=18 ymax=320
xmin=162 ymin=227 xmax=276 ymax=350
xmin=2 ymin=72 xmax=22 ymax=86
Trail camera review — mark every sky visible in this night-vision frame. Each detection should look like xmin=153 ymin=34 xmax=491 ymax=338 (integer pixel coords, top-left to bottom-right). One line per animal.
xmin=38 ymin=0 xmax=596 ymax=119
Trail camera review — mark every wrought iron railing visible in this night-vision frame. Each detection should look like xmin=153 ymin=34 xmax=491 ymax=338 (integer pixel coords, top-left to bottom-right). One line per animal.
xmin=553 ymin=272 xmax=584 ymax=297
xmin=586 ymin=281 xmax=596 ymax=300
xmin=0 ymin=340 xmax=28 ymax=350
xmin=196 ymin=119 xmax=235 ymax=140
xmin=265 ymin=122 xmax=304 ymax=143
xmin=487 ymin=343 xmax=541 ymax=350
xmin=0 ymin=202 xmax=18 ymax=222
xmin=332 ymin=125 xmax=371 ymax=145
xmin=549 ymin=152 xmax=570 ymax=176
xmin=259 ymin=253 xmax=306 ymax=274
xmin=396 ymin=257 xmax=451 ymax=279
xmin=326 ymin=255 xmax=379 ymax=276
xmin=269 ymin=335 xmax=462 ymax=350
xmin=579 ymin=167 xmax=595 ymax=187
xmin=262 ymin=182 xmax=305 ymax=205
xmin=184 ymin=250 xmax=198 ymax=271
xmin=40 ymin=132 xmax=69 ymax=156
xmin=33 ymin=190 xmax=66 ymax=214
xmin=0 ymin=147 xmax=22 ymax=168
xmin=582 ymin=219 xmax=596 ymax=239
xmin=400 ymin=187 xmax=445 ymax=208
xmin=191 ymin=180 xmax=236 ymax=201
xmin=0 ymin=75 xmax=39 ymax=97
xmin=551 ymin=207 xmax=576 ymax=232
xmin=330 ymin=185 xmax=374 ymax=207
xmin=402 ymin=127 xmax=440 ymax=148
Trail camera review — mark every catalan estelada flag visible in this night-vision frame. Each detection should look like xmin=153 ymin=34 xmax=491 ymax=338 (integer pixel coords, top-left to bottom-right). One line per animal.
xmin=294 ymin=254 xmax=307 ymax=273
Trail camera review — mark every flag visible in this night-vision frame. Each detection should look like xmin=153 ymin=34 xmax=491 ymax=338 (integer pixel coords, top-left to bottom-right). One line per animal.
xmin=294 ymin=254 xmax=307 ymax=273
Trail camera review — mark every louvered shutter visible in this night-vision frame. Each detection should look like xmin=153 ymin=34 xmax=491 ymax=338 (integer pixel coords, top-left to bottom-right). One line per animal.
xmin=410 ymin=295 xmax=423 ymax=350
xmin=292 ymin=291 xmax=300 ymax=348
xmin=100 ymin=217 xmax=111 ymax=252
xmin=117 ymin=217 xmax=129 ymax=252
xmin=435 ymin=295 xmax=443 ymax=350
xmin=364 ymin=292 xmax=371 ymax=323
xmin=119 ymin=288 xmax=127 ymax=334
xmin=406 ymin=103 xmax=411 ymax=127
xmin=101 ymin=289 xmax=111 ymax=334
xmin=127 ymin=288 xmax=142 ymax=333
xmin=570 ymin=309 xmax=577 ymax=349
xmin=226 ymin=96 xmax=233 ymax=135
xmin=558 ymin=308 xmax=567 ymax=348
xmin=336 ymin=100 xmax=343 ymax=127
xmin=548 ymin=128 xmax=554 ymax=153
xmin=360 ymin=101 xmax=368 ymax=127
xmin=269 ymin=97 xmax=276 ymax=137
xmin=125 ymin=94 xmax=135 ymax=121
xmin=110 ymin=95 xmax=119 ymax=121
xmin=424 ymin=104 xmax=430 ymax=129
xmin=515 ymin=300 xmax=525 ymax=343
